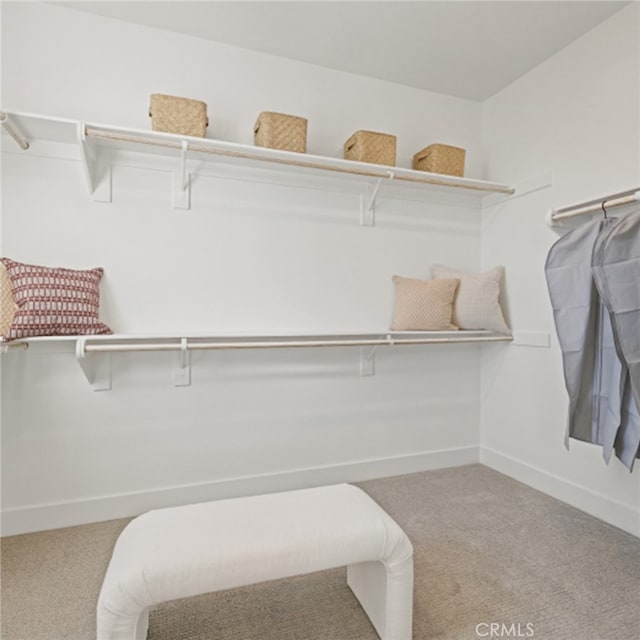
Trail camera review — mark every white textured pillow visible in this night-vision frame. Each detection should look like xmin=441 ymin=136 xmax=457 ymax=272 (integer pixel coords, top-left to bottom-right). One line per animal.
xmin=390 ymin=275 xmax=459 ymax=331
xmin=431 ymin=264 xmax=511 ymax=333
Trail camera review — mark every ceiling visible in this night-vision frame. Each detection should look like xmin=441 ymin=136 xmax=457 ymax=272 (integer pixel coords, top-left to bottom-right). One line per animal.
xmin=54 ymin=1 xmax=630 ymax=100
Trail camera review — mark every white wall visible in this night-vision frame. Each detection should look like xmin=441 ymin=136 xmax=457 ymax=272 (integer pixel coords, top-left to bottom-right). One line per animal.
xmin=480 ymin=3 xmax=640 ymax=536
xmin=2 ymin=2 xmax=483 ymax=174
xmin=1 ymin=2 xmax=489 ymax=534
xmin=4 ymin=2 xmax=638 ymax=538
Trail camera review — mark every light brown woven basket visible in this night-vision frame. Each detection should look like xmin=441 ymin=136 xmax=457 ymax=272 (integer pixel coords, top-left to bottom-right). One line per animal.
xmin=413 ymin=144 xmax=465 ymax=176
xmin=344 ymin=130 xmax=396 ymax=166
xmin=149 ymin=94 xmax=209 ymax=137
xmin=254 ymin=112 xmax=308 ymax=153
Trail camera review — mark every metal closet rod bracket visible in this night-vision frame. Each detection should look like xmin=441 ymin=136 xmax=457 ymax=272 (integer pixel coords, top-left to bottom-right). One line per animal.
xmin=0 ymin=112 xmax=30 ymax=150
xmin=173 ymin=337 xmax=191 ymax=386
xmin=360 ymin=345 xmax=377 ymax=376
xmin=172 ymin=139 xmax=191 ymax=209
xmin=361 ymin=170 xmax=395 ymax=226
xmin=76 ymin=337 xmax=112 ymax=391
xmin=76 ymin=121 xmax=112 ymax=202
xmin=77 ymin=121 xmax=95 ymax=196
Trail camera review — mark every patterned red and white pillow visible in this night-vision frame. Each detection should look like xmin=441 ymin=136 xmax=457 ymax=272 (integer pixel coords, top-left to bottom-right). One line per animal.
xmin=0 ymin=258 xmax=112 ymax=341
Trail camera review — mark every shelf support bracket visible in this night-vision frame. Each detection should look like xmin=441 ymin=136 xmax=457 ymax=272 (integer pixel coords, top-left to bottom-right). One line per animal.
xmin=360 ymin=171 xmax=394 ymax=227
xmin=359 ymin=346 xmax=376 ymax=376
xmin=172 ymin=140 xmax=191 ymax=209
xmin=77 ymin=122 xmax=112 ymax=202
xmin=0 ymin=112 xmax=30 ymax=150
xmin=75 ymin=338 xmax=112 ymax=391
xmin=173 ymin=338 xmax=191 ymax=386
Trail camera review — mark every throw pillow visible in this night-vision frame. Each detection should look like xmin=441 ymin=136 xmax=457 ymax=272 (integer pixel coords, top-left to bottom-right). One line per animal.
xmin=0 ymin=257 xmax=112 ymax=341
xmin=0 ymin=262 xmax=17 ymax=336
xmin=390 ymin=275 xmax=459 ymax=331
xmin=431 ymin=264 xmax=510 ymax=333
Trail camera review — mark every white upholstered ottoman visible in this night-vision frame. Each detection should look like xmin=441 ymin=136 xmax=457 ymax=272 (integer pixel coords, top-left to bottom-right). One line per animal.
xmin=97 ymin=484 xmax=413 ymax=640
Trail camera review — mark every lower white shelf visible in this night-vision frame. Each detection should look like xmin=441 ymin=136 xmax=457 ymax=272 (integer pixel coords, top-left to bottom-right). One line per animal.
xmin=1 ymin=330 xmax=512 ymax=391
xmin=2 ymin=330 xmax=512 ymax=351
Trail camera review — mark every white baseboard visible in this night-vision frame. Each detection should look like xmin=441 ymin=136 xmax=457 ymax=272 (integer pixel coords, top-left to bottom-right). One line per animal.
xmin=480 ymin=446 xmax=640 ymax=538
xmin=1 ymin=446 xmax=479 ymax=536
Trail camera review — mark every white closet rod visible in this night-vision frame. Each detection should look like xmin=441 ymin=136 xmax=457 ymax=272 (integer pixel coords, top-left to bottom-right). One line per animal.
xmin=550 ymin=189 xmax=640 ymax=222
xmin=0 ymin=112 xmax=29 ymax=150
xmin=0 ymin=342 xmax=28 ymax=353
xmin=80 ymin=334 xmax=512 ymax=354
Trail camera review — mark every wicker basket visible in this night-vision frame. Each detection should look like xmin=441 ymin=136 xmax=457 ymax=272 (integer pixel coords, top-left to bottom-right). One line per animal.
xmin=254 ymin=112 xmax=307 ymax=153
xmin=412 ymin=144 xmax=465 ymax=176
xmin=344 ymin=130 xmax=396 ymax=166
xmin=149 ymin=94 xmax=209 ymax=137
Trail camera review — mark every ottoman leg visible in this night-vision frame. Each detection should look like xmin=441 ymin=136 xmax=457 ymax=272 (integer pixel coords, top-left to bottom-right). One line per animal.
xmin=96 ymin=607 xmax=149 ymax=640
xmin=134 ymin=610 xmax=149 ymax=640
xmin=347 ymin=559 xmax=413 ymax=640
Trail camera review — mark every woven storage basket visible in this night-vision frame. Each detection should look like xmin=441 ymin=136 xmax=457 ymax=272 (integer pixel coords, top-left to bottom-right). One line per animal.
xmin=254 ymin=112 xmax=307 ymax=153
xmin=344 ymin=130 xmax=396 ymax=166
xmin=149 ymin=94 xmax=208 ymax=137
xmin=412 ymin=144 xmax=465 ymax=176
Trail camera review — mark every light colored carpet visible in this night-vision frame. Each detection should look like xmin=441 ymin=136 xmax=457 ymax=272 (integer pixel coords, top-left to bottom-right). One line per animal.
xmin=2 ymin=465 xmax=639 ymax=640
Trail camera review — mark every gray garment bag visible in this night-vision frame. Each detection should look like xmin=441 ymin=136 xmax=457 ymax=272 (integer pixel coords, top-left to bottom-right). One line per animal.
xmin=545 ymin=219 xmax=622 ymax=453
xmin=591 ymin=211 xmax=640 ymax=468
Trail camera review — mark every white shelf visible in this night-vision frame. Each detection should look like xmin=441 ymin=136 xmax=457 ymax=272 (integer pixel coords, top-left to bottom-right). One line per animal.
xmin=1 ymin=110 xmax=515 ymax=216
xmin=1 ymin=330 xmax=512 ymax=353
xmin=1 ymin=331 xmax=512 ymax=390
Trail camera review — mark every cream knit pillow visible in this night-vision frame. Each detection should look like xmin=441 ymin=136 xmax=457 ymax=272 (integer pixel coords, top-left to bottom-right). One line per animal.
xmin=431 ymin=264 xmax=510 ymax=333
xmin=390 ymin=275 xmax=459 ymax=331
xmin=0 ymin=262 xmax=17 ymax=337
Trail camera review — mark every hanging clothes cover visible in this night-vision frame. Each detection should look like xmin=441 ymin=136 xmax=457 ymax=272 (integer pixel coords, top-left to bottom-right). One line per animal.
xmin=591 ymin=211 xmax=640 ymax=468
xmin=545 ymin=216 xmax=640 ymax=469
xmin=546 ymin=219 xmax=619 ymax=452
xmin=591 ymin=217 xmax=640 ymax=467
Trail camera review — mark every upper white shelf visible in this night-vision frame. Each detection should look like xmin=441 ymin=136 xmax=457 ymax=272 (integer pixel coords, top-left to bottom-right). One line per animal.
xmin=1 ymin=110 xmax=515 ymax=212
